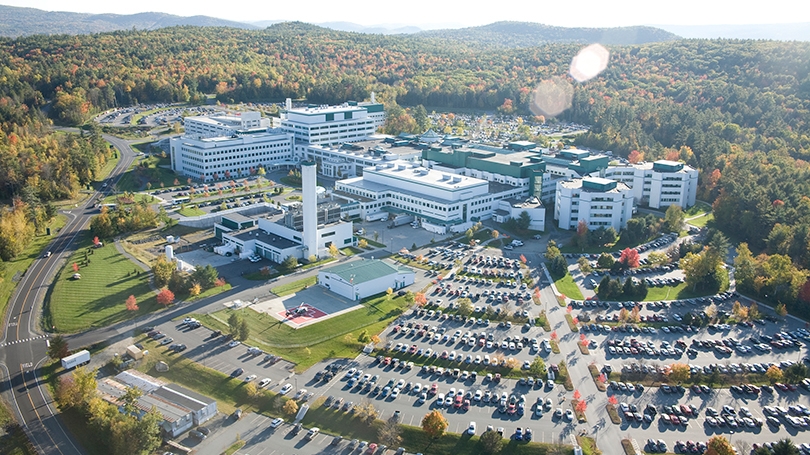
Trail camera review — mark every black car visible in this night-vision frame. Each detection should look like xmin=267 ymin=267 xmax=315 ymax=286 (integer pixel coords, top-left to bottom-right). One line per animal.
xmin=290 ymin=423 xmax=302 ymax=436
xmin=197 ymin=426 xmax=210 ymax=436
xmin=231 ymin=368 xmax=244 ymax=377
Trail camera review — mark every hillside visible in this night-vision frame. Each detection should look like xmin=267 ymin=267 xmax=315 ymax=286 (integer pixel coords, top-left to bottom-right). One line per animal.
xmin=0 ymin=5 xmax=257 ymax=37
xmin=416 ymin=21 xmax=680 ymax=46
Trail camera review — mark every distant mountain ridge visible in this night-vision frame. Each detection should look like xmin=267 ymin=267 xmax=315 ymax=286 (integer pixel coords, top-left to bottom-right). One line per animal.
xmin=0 ymin=5 xmax=258 ymax=37
xmin=656 ymin=23 xmax=810 ymax=41
xmin=416 ymin=21 xmax=681 ymax=46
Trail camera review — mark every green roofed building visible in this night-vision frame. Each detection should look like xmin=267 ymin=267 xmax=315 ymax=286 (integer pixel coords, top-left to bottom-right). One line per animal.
xmin=318 ymin=259 xmax=415 ymax=301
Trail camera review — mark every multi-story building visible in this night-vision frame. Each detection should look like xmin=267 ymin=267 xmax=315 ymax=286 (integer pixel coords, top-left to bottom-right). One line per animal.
xmin=555 ymin=177 xmax=634 ymax=231
xmin=169 ymin=131 xmax=295 ymax=182
xmin=335 ymin=160 xmax=539 ymax=234
xmin=602 ymin=160 xmax=698 ymax=209
xmin=282 ymin=98 xmax=385 ymax=147
xmin=183 ymin=111 xmax=272 ymax=138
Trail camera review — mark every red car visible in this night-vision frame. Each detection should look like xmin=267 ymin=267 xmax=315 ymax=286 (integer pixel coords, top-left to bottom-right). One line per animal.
xmin=454 ymin=395 xmax=463 ymax=408
xmin=494 ymin=373 xmax=501 ymax=383
xmin=429 ymin=383 xmax=438 ymax=395
xmin=383 ymin=357 xmax=391 ymax=365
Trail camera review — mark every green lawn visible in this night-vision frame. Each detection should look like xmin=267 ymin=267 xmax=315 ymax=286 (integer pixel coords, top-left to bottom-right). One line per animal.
xmin=0 ymin=215 xmax=67 ymax=336
xmin=554 ymin=273 xmax=584 ymax=300
xmin=45 ymin=234 xmax=158 ymax=333
xmin=603 ymin=282 xmax=712 ymax=302
xmin=191 ymin=294 xmax=410 ymax=371
xmin=688 ymin=213 xmax=714 ymax=227
xmin=399 ymin=424 xmax=568 ymax=455
xmin=117 ymin=155 xmax=181 ymax=192
xmin=340 ymin=247 xmax=363 ymax=257
xmin=99 ymin=193 xmax=158 ymax=206
xmin=685 ymin=202 xmax=712 ymax=217
xmin=177 ymin=206 xmax=206 ymax=217
xmin=270 ymin=277 xmax=317 ymax=296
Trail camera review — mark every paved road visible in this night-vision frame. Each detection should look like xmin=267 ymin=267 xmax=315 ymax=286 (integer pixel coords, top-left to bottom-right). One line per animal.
xmin=0 ymin=133 xmax=138 ymax=455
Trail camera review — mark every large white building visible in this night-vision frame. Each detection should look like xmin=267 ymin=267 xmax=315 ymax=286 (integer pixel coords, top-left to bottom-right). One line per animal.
xmin=335 ymin=160 xmax=539 ymax=234
xmin=282 ymin=98 xmax=385 ymax=147
xmin=169 ymin=131 xmax=295 ymax=182
xmin=555 ymin=177 xmax=634 ymax=231
xmin=602 ymin=160 xmax=698 ymax=209
xmin=318 ymin=259 xmax=415 ymax=301
xmin=183 ymin=111 xmax=272 ymax=138
xmin=216 ymin=162 xmax=354 ymax=263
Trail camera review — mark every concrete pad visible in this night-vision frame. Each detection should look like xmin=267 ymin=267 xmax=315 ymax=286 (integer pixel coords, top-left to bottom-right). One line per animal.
xmin=247 ymin=286 xmax=361 ymax=329
xmin=176 ymin=249 xmax=236 ymax=268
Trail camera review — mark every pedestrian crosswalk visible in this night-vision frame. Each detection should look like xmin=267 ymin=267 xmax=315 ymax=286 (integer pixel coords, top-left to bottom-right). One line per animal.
xmin=0 ymin=334 xmax=49 ymax=348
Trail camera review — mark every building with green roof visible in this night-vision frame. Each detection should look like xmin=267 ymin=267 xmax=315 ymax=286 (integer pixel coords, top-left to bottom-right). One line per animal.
xmin=318 ymin=259 xmax=415 ymax=300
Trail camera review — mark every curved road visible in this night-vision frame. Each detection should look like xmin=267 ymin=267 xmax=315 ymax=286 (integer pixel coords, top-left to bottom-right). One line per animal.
xmin=0 ymin=134 xmax=137 ymax=455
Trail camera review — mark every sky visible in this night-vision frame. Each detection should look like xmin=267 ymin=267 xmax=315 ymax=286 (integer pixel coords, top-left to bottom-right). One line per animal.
xmin=4 ymin=0 xmax=809 ymax=28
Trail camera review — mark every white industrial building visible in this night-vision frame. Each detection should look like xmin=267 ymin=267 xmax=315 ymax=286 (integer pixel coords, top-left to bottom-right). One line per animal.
xmin=555 ymin=177 xmax=634 ymax=231
xmin=217 ymin=161 xmax=354 ymax=262
xmin=318 ymin=259 xmax=415 ymax=301
xmin=183 ymin=111 xmax=272 ymax=138
xmin=334 ymin=160 xmax=537 ymax=234
xmin=97 ymin=370 xmax=217 ymax=438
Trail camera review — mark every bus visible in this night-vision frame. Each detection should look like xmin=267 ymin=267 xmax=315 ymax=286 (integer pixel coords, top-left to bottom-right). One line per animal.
xmin=172 ymin=196 xmax=190 ymax=206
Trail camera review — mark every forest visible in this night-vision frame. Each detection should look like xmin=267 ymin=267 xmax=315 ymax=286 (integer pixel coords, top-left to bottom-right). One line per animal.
xmin=0 ymin=23 xmax=809 ymax=309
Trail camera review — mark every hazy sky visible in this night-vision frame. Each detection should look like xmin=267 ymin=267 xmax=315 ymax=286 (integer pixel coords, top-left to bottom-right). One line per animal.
xmin=5 ymin=0 xmax=809 ymax=28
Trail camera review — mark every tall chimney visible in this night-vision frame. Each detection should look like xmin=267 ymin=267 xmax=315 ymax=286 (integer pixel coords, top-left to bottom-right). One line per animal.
xmin=370 ymin=91 xmax=376 ymax=103
xmin=286 ymin=98 xmax=292 ymax=110
xmin=301 ymin=161 xmax=318 ymax=259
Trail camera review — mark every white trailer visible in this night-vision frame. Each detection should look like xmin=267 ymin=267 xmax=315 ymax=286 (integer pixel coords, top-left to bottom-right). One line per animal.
xmin=61 ymin=350 xmax=90 ymax=370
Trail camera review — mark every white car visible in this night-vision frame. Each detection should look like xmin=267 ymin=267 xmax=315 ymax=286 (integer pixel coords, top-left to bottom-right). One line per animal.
xmin=467 ymin=421 xmax=477 ymax=435
xmin=243 ymin=374 xmax=257 ymax=382
xmin=270 ymin=417 xmax=284 ymax=428
xmin=258 ymin=378 xmax=272 ymax=388
xmin=279 ymin=383 xmax=293 ymax=395
xmin=228 ymin=340 xmax=240 ymax=348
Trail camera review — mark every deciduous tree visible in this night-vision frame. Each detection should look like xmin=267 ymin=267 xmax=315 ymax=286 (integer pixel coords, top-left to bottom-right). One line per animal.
xmin=706 ymin=436 xmax=736 ymax=455
xmin=156 ymin=288 xmax=175 ymax=306
xmin=125 ymin=295 xmax=138 ymax=311
xmin=283 ymin=399 xmax=298 ymax=416
xmin=667 ymin=363 xmax=690 ymax=383
xmin=480 ymin=429 xmax=503 ymax=454
xmin=421 ymin=410 xmax=449 ymax=440
xmin=48 ymin=335 xmax=69 ymax=360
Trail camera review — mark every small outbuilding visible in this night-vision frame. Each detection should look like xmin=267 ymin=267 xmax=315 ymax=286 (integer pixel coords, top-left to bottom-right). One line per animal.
xmin=318 ymin=259 xmax=415 ymax=301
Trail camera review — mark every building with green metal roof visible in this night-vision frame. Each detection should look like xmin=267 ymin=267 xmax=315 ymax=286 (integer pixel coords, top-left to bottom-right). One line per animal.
xmin=318 ymin=259 xmax=415 ymax=300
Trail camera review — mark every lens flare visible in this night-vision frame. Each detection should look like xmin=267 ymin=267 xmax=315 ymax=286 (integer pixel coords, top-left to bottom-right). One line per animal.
xmin=530 ymin=77 xmax=574 ymax=118
xmin=569 ymin=43 xmax=610 ymax=82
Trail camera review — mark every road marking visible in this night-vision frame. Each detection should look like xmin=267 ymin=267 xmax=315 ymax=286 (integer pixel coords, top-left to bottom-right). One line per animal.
xmin=0 ymin=334 xmax=49 ymax=347
xmin=20 ymin=365 xmax=67 ymax=455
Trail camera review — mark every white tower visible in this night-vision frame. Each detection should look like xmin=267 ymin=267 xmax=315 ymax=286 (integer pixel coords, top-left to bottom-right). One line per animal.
xmin=370 ymin=91 xmax=376 ymax=103
xmin=165 ymin=245 xmax=174 ymax=261
xmin=286 ymin=98 xmax=292 ymax=110
xmin=301 ymin=160 xmax=318 ymax=259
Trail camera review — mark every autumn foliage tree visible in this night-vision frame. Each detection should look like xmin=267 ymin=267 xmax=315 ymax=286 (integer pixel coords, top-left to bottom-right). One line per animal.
xmin=125 ymin=295 xmax=138 ymax=311
xmin=414 ymin=292 xmax=427 ymax=306
xmin=421 ymin=410 xmax=449 ymax=440
xmin=156 ymin=289 xmax=175 ymax=306
xmin=619 ymin=248 xmax=640 ymax=268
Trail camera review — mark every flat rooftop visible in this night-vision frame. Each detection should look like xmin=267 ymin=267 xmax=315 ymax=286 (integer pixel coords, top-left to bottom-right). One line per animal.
xmin=233 ymin=226 xmax=300 ymax=250
xmin=369 ymin=163 xmax=487 ymax=191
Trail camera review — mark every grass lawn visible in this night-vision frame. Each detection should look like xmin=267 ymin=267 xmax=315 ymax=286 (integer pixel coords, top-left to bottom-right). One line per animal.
xmin=688 ymin=213 xmax=714 ymax=227
xmin=99 ymin=192 xmax=158 ymax=206
xmin=685 ymin=201 xmax=712 ymax=217
xmin=45 ymin=234 xmax=158 ymax=333
xmin=340 ymin=247 xmax=363 ymax=257
xmin=222 ymin=441 xmax=246 ymax=455
xmin=0 ymin=399 xmax=36 ymax=455
xmin=186 ymin=283 xmax=231 ymax=302
xmin=117 ymin=155 xmax=180 ymax=192
xmin=399 ymin=424 xmax=569 ymax=455
xmin=270 ymin=277 xmax=317 ymax=296
xmin=553 ymin=274 xmax=584 ymax=300
xmin=0 ymin=215 xmax=67 ymax=335
xmin=192 ymin=294 xmax=410 ymax=371
xmin=565 ymin=314 xmax=580 ymax=332
xmin=177 ymin=206 xmax=206 ymax=217
xmin=358 ymin=236 xmax=386 ymax=248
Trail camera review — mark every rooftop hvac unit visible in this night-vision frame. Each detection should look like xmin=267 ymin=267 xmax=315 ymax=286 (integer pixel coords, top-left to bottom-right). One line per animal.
xmin=452 ymin=177 xmax=462 ymax=183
